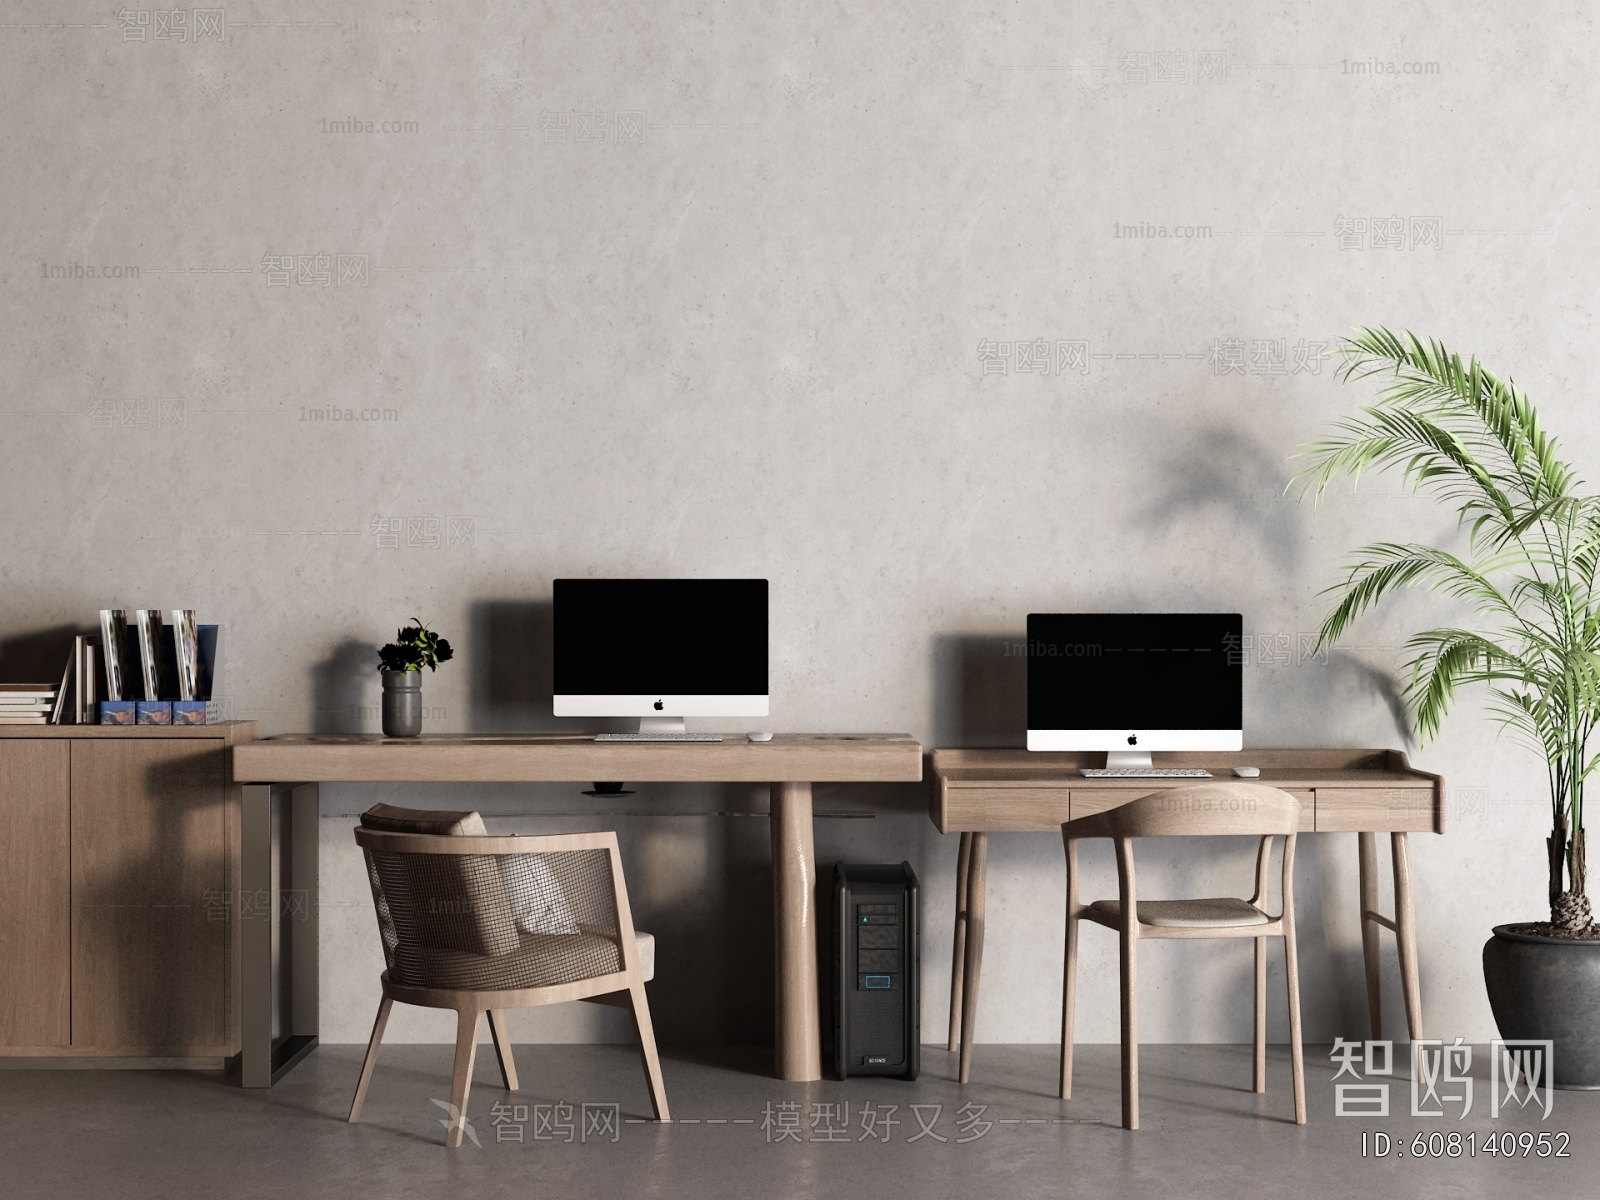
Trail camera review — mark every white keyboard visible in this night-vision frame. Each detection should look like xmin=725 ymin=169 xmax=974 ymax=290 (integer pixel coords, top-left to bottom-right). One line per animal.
xmin=594 ymin=733 xmax=725 ymax=742
xmin=1080 ymin=767 xmax=1213 ymax=779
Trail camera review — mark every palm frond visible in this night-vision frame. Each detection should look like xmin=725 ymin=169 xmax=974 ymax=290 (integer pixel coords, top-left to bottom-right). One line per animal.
xmin=1300 ymin=328 xmax=1600 ymax=897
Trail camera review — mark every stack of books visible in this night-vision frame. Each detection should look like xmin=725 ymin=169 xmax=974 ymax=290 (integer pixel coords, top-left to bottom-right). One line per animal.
xmin=1 ymin=683 xmax=59 ymax=724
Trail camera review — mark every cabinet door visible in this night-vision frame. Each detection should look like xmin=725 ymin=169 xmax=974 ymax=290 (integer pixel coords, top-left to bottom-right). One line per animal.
xmin=0 ymin=741 xmax=71 ymax=1047
xmin=71 ymin=738 xmax=233 ymax=1053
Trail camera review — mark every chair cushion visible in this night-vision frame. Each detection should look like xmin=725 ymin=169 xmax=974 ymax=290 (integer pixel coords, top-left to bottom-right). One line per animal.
xmin=635 ymin=930 xmax=655 ymax=982
xmin=360 ymin=803 xmax=488 ymax=836
xmin=499 ymin=853 xmax=581 ymax=936
xmin=399 ymin=927 xmax=656 ymax=991
xmin=1090 ymin=897 xmax=1270 ymax=928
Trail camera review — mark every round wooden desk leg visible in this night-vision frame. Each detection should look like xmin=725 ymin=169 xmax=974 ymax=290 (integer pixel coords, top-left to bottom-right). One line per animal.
xmin=949 ymin=832 xmax=973 ymax=1054
xmin=771 ymin=781 xmax=822 ymax=1082
xmin=958 ymin=832 xmax=988 ymax=1086
xmin=1358 ymin=832 xmax=1383 ymax=1041
xmin=1391 ymin=832 xmax=1424 ymax=1040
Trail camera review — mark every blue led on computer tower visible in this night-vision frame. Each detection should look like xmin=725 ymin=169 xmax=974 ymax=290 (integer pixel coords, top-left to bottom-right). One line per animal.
xmin=833 ymin=862 xmax=919 ymax=1080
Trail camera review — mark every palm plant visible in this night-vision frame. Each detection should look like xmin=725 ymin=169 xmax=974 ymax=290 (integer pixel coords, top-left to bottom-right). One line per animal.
xmin=1296 ymin=327 xmax=1600 ymax=934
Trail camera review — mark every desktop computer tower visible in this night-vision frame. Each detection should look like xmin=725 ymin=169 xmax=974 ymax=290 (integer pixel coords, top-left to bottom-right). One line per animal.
xmin=833 ymin=862 xmax=919 ymax=1080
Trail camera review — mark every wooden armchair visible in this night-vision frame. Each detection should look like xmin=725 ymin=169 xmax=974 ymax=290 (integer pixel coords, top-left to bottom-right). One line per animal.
xmin=347 ymin=809 xmax=668 ymax=1145
xmin=1060 ymin=783 xmax=1305 ymax=1129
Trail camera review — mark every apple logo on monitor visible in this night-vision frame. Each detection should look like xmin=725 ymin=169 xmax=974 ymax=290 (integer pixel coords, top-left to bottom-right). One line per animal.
xmin=1128 ymin=735 xmax=1137 ymax=745
xmin=654 ymin=700 xmax=664 ymax=710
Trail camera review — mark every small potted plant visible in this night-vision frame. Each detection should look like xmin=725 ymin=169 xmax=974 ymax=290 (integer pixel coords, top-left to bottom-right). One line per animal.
xmin=1299 ymin=328 xmax=1600 ymax=1085
xmin=376 ymin=618 xmax=453 ymax=737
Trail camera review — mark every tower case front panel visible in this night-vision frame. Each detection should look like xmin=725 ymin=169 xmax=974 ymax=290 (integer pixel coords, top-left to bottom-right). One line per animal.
xmin=833 ymin=862 xmax=919 ymax=1080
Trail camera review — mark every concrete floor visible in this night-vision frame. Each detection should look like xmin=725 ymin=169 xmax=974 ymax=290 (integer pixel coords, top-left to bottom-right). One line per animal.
xmin=2 ymin=1043 xmax=1593 ymax=1199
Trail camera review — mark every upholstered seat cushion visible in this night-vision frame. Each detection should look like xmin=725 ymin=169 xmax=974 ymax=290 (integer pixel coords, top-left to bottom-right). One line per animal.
xmin=397 ymin=927 xmax=656 ymax=991
xmin=1089 ymin=897 xmax=1270 ymax=929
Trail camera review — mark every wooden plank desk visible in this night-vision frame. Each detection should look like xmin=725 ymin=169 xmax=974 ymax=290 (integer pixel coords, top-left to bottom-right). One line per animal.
xmin=930 ymin=748 xmax=1444 ymax=1082
xmin=232 ymin=733 xmax=922 ymax=1086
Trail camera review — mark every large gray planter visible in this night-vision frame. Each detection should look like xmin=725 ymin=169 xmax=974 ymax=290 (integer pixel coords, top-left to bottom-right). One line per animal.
xmin=381 ymin=670 xmax=423 ymax=737
xmin=1483 ymin=924 xmax=1600 ymax=1089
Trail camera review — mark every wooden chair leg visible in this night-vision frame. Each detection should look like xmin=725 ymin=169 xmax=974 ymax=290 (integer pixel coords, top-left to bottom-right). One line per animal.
xmin=1358 ymin=832 xmax=1383 ymax=1040
xmin=1252 ymin=937 xmax=1267 ymax=1093
xmin=628 ymin=981 xmax=671 ymax=1122
xmin=1115 ymin=836 xmax=1139 ymax=1131
xmin=948 ymin=832 xmax=972 ymax=1054
xmin=957 ymin=832 xmax=988 ymax=1085
xmin=1284 ymin=928 xmax=1306 ymax=1124
xmin=445 ymin=1008 xmax=482 ymax=1148
xmin=1391 ymin=832 xmax=1424 ymax=1040
xmin=1120 ymin=922 xmax=1139 ymax=1130
xmin=1060 ymin=835 xmax=1080 ymax=1100
xmin=347 ymin=993 xmax=393 ymax=1123
xmin=1060 ymin=910 xmax=1079 ymax=1099
xmin=487 ymin=1009 xmax=519 ymax=1092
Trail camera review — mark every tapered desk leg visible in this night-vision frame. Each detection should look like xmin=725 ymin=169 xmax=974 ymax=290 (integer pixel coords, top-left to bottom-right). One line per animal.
xmin=771 ymin=782 xmax=822 ymax=1082
xmin=1358 ymin=832 xmax=1383 ymax=1040
xmin=958 ymin=832 xmax=988 ymax=1085
xmin=1391 ymin=833 xmax=1424 ymax=1040
xmin=948 ymin=832 xmax=973 ymax=1053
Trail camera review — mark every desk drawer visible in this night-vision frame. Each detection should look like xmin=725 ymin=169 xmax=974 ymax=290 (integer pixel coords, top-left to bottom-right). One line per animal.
xmin=1070 ymin=789 xmax=1132 ymax=819
xmin=1071 ymin=788 xmax=1314 ymax=828
xmin=942 ymin=785 xmax=1070 ymax=832
xmin=1315 ymin=788 xmax=1436 ymax=832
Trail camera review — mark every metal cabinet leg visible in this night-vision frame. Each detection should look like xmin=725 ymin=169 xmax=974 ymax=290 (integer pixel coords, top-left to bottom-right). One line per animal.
xmin=240 ymin=782 xmax=319 ymax=1088
xmin=241 ymin=784 xmax=275 ymax=1088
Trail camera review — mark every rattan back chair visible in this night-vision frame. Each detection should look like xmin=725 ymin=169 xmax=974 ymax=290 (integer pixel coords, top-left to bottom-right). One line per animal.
xmin=1060 ymin=782 xmax=1305 ymax=1130
xmin=348 ymin=825 xmax=669 ymax=1145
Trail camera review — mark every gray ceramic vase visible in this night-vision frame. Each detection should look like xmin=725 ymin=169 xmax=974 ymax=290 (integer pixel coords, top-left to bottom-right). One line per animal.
xmin=1482 ymin=924 xmax=1600 ymax=1089
xmin=381 ymin=670 xmax=423 ymax=737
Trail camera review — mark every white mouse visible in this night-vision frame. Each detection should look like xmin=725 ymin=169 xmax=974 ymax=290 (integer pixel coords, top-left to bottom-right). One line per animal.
xmin=747 ymin=732 xmax=774 ymax=742
xmin=1232 ymin=766 xmax=1260 ymax=778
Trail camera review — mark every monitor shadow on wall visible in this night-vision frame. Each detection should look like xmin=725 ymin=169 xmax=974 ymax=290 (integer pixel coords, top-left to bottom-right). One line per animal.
xmin=467 ymin=600 xmax=614 ymax=733
xmin=931 ymin=633 xmax=1028 ymax=748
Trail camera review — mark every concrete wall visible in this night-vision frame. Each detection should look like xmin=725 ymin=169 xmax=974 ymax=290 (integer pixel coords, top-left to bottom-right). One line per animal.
xmin=3 ymin=4 xmax=1586 ymax=1046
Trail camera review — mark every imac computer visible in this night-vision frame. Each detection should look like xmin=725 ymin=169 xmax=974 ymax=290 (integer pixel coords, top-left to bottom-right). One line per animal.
xmin=552 ymin=578 xmax=768 ymax=741
xmin=1026 ymin=613 xmax=1242 ymax=777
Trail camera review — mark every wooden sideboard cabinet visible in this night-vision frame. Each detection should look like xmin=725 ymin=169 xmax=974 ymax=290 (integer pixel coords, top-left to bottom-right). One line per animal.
xmin=0 ymin=723 xmax=257 ymax=1062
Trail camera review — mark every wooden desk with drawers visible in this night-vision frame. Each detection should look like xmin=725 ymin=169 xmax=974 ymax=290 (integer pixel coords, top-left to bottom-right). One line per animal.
xmin=929 ymin=748 xmax=1444 ymax=1082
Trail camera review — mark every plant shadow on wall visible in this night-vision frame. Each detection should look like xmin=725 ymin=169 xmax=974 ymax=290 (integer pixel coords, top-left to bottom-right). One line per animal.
xmin=1320 ymin=650 xmax=1412 ymax=745
xmin=1298 ymin=327 xmax=1600 ymax=1085
xmin=1135 ymin=423 xmax=1302 ymax=572
xmin=310 ymin=639 xmax=378 ymax=733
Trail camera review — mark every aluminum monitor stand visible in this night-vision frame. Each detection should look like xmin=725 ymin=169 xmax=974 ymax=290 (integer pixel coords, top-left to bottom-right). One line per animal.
xmin=637 ymin=715 xmax=688 ymax=736
xmin=1105 ymin=749 xmax=1154 ymax=770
